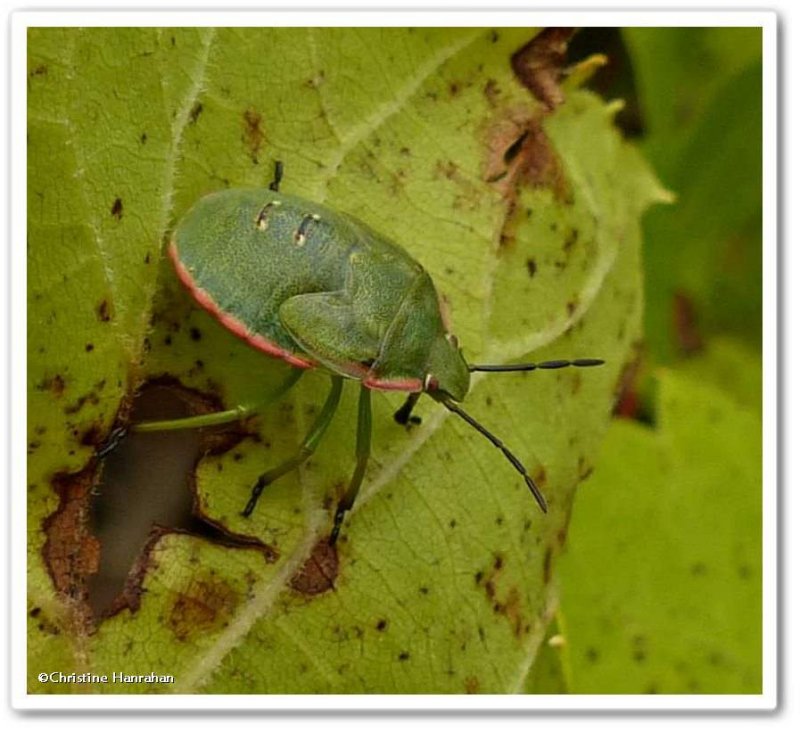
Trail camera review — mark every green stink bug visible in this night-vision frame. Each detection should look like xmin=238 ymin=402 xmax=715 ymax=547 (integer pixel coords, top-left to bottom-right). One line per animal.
xmin=120 ymin=162 xmax=603 ymax=545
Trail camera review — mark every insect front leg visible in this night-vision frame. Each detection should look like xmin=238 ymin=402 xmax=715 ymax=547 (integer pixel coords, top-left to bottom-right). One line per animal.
xmin=242 ymin=375 xmax=343 ymax=517
xmin=96 ymin=369 xmax=305 ymax=460
xmin=329 ymin=385 xmax=372 ymax=545
xmin=393 ymin=391 xmax=421 ymax=426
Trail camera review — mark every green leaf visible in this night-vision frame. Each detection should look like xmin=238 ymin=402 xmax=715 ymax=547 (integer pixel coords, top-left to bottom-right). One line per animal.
xmin=554 ymin=349 xmax=762 ymax=694
xmin=521 ymin=618 xmax=569 ymax=693
xmin=624 ymin=28 xmax=763 ymax=361
xmin=624 ymin=27 xmax=762 ymax=176
xmin=28 ymin=28 xmax=666 ymax=693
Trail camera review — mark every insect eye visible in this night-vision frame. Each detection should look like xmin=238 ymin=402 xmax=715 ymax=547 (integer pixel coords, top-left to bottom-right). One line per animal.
xmin=446 ymin=333 xmax=459 ymax=349
xmin=424 ymin=374 xmax=439 ymax=392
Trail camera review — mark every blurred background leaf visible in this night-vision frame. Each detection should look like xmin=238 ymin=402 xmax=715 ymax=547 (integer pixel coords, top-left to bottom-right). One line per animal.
xmin=627 ymin=27 xmax=763 ymax=364
xmin=525 ymin=26 xmax=764 ymax=695
xmin=556 ymin=357 xmax=761 ymax=693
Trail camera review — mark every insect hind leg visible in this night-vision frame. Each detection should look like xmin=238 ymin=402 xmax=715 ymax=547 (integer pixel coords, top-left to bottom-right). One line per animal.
xmin=242 ymin=375 xmax=342 ymax=517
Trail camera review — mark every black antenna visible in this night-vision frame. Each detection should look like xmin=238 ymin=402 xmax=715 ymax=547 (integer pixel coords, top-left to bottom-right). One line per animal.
xmin=469 ymin=358 xmax=604 ymax=373
xmin=439 ymin=398 xmax=548 ymax=513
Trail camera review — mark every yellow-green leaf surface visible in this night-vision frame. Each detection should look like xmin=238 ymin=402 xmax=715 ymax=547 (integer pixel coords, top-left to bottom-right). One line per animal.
xmin=554 ymin=345 xmax=762 ymax=693
xmin=28 ymin=28 xmax=667 ymax=693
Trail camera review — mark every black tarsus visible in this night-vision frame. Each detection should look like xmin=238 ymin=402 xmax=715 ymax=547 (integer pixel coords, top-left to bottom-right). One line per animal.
xmin=96 ymin=426 xmax=128 ymax=459
xmin=468 ymin=358 xmax=604 ymax=373
xmin=270 ymin=160 xmax=284 ymax=192
xmin=394 ymin=392 xmax=421 ymax=425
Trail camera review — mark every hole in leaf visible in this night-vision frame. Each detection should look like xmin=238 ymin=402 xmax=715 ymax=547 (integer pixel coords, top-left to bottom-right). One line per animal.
xmin=87 ymin=381 xmax=259 ymax=618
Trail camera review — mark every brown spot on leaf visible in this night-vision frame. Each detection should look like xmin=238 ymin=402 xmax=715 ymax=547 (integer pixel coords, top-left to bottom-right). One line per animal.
xmin=435 ymin=159 xmax=459 ymax=180
xmin=168 ymin=575 xmax=239 ymax=641
xmin=521 ymin=124 xmax=571 ymax=195
xmin=577 ymin=455 xmax=594 ymax=482
xmin=39 ymin=374 xmax=66 ymax=397
xmin=79 ymin=421 xmax=103 ymax=446
xmin=465 ymin=676 xmax=480 ymax=694
xmin=526 ymin=258 xmax=538 ymax=277
xmin=290 ymin=539 xmax=339 ymax=596
xmin=483 ymin=78 xmax=500 ymax=106
xmin=96 ymin=299 xmax=113 ymax=322
xmin=512 ymin=28 xmax=575 ymax=111
xmin=110 ymin=198 xmax=123 ymax=220
xmin=65 ymin=390 xmax=102 ymax=416
xmin=543 ymin=546 xmax=553 ymax=584
xmin=484 ymin=115 xmax=571 ymax=203
xmin=673 ymin=289 xmax=704 ymax=354
xmin=475 ymin=552 xmax=531 ymax=640
xmin=43 ymin=466 xmax=101 ymax=622
xmin=189 ymin=101 xmax=203 ymax=124
xmin=613 ymin=344 xmax=646 ymax=421
xmin=493 ymin=586 xmax=526 ymax=638
xmin=305 ymin=70 xmax=325 ymax=88
xmin=242 ymin=108 xmax=264 ymax=164
xmin=563 ymin=228 xmax=578 ymax=252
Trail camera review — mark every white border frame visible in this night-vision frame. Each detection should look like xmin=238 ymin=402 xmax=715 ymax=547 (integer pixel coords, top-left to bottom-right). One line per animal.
xmin=10 ymin=9 xmax=778 ymax=712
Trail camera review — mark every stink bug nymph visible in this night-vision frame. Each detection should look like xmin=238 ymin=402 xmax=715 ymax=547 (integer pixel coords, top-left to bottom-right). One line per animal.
xmin=117 ymin=162 xmax=603 ymax=545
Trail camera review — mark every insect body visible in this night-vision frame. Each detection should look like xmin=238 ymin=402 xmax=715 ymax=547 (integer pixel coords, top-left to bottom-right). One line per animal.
xmin=171 ymin=180 xmax=466 ymax=397
xmin=140 ymin=163 xmax=603 ymax=544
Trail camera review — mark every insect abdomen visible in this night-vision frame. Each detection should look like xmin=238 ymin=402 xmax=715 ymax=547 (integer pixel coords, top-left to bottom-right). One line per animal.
xmin=172 ymin=188 xmax=428 ymax=372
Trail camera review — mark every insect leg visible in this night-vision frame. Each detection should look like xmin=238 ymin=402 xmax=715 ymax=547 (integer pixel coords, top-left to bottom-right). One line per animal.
xmin=242 ymin=375 xmax=343 ymax=517
xmin=269 ymin=160 xmax=284 ymax=192
xmin=329 ymin=385 xmax=372 ymax=545
xmin=393 ymin=391 xmax=421 ymax=425
xmin=133 ymin=368 xmax=303 ymax=433
xmin=96 ymin=425 xmax=128 ymax=459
